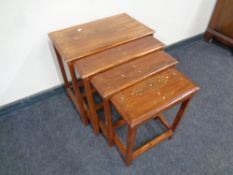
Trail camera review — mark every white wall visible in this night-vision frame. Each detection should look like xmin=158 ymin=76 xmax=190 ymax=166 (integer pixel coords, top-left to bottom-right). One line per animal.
xmin=0 ymin=0 xmax=216 ymax=106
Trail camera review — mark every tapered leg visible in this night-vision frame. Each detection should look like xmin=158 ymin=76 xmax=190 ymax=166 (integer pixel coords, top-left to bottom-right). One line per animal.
xmin=104 ymin=99 xmax=114 ymax=146
xmin=170 ymin=98 xmax=192 ymax=139
xmin=126 ymin=126 xmax=137 ymax=166
xmin=68 ymin=63 xmax=88 ymax=125
xmin=83 ymin=78 xmax=100 ymax=135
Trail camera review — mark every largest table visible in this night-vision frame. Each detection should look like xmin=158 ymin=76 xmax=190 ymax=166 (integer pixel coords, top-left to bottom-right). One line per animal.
xmin=48 ymin=13 xmax=165 ymax=134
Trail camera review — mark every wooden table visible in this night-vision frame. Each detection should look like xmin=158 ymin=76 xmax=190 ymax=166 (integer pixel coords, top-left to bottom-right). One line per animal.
xmin=49 ymin=13 xmax=199 ymax=166
xmin=108 ymin=68 xmax=199 ymax=165
xmin=49 ymin=13 xmax=163 ymax=134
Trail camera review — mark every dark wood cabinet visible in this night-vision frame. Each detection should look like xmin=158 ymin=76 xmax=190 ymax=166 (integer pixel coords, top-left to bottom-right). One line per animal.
xmin=205 ymin=0 xmax=233 ymax=47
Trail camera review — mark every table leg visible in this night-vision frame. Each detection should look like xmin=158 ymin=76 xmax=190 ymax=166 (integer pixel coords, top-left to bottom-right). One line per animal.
xmin=53 ymin=46 xmax=69 ymax=89
xmin=170 ymin=98 xmax=192 ymax=139
xmin=68 ymin=62 xmax=88 ymax=125
xmin=126 ymin=126 xmax=137 ymax=166
xmin=104 ymin=99 xmax=114 ymax=146
xmin=83 ymin=78 xmax=100 ymax=135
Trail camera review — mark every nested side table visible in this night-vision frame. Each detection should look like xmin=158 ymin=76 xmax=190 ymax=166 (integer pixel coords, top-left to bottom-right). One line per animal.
xmin=49 ymin=13 xmax=155 ymax=134
xmin=90 ymin=51 xmax=178 ymax=145
xmin=109 ymin=68 xmax=200 ymax=165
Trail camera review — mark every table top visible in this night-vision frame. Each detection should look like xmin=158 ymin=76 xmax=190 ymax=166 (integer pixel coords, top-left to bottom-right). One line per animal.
xmin=49 ymin=13 xmax=154 ymax=62
xmin=91 ymin=51 xmax=178 ymax=98
xmin=74 ymin=36 xmax=165 ymax=79
xmin=111 ymin=68 xmax=199 ymax=127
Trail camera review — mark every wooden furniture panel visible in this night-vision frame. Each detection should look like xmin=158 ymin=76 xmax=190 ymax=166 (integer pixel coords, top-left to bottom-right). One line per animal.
xmin=74 ymin=36 xmax=165 ymax=78
xmin=205 ymin=0 xmax=233 ymax=46
xmin=111 ymin=68 xmax=199 ymax=127
xmin=91 ymin=51 xmax=178 ymax=98
xmin=216 ymin=0 xmax=233 ymax=38
xmin=49 ymin=13 xmax=154 ymax=62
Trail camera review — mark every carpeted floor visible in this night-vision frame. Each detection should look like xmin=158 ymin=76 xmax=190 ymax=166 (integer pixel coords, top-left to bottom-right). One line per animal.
xmin=0 ymin=40 xmax=233 ymax=175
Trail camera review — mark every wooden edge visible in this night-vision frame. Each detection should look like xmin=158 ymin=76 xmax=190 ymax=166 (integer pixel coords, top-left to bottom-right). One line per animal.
xmin=80 ymin=43 xmax=166 ymax=79
xmin=48 ymin=40 xmax=67 ymax=63
xmin=52 ymin=32 xmax=156 ymax=62
xmin=48 ymin=13 xmax=137 ymax=36
xmin=207 ymin=29 xmax=233 ymax=46
xmin=127 ymin=87 xmax=200 ymax=128
xmin=133 ymin=130 xmax=173 ymax=159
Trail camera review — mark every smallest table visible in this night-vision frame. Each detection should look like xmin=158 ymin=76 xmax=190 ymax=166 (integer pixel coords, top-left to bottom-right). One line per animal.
xmin=105 ymin=68 xmax=199 ymax=165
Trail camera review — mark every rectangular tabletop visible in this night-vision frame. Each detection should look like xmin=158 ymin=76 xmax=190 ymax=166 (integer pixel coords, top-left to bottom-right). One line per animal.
xmin=49 ymin=13 xmax=154 ymax=62
xmin=91 ymin=51 xmax=178 ymax=98
xmin=74 ymin=36 xmax=165 ymax=79
xmin=111 ymin=68 xmax=199 ymax=127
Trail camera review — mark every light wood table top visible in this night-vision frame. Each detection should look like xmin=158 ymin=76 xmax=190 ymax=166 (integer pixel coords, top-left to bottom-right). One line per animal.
xmin=111 ymin=68 xmax=199 ymax=127
xmin=74 ymin=36 xmax=165 ymax=79
xmin=91 ymin=51 xmax=178 ymax=98
xmin=49 ymin=13 xmax=154 ymax=62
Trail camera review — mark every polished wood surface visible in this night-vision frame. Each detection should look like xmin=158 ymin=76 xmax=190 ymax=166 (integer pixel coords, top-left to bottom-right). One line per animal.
xmin=111 ymin=68 xmax=199 ymax=127
xmin=91 ymin=51 xmax=178 ymax=98
xmin=49 ymin=13 xmax=200 ymax=166
xmin=49 ymin=13 xmax=154 ymax=62
xmin=205 ymin=0 xmax=233 ymax=46
xmin=74 ymin=36 xmax=165 ymax=78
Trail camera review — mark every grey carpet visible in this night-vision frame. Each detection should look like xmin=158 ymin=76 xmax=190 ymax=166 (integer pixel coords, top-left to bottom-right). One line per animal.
xmin=0 ymin=40 xmax=233 ymax=175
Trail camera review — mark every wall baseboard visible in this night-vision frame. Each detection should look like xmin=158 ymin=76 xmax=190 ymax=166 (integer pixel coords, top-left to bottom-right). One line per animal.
xmin=0 ymin=85 xmax=66 ymax=117
xmin=165 ymin=33 xmax=204 ymax=51
xmin=0 ymin=33 xmax=204 ymax=117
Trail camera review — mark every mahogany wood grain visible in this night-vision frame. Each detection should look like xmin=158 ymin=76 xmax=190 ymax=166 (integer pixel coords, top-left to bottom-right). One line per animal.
xmin=49 ymin=13 xmax=154 ymax=62
xmin=111 ymin=68 xmax=199 ymax=127
xmin=74 ymin=36 xmax=165 ymax=78
xmin=91 ymin=51 xmax=178 ymax=98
